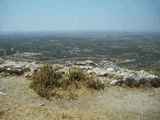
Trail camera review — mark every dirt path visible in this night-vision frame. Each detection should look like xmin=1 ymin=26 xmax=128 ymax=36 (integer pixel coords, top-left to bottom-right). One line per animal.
xmin=0 ymin=76 xmax=160 ymax=120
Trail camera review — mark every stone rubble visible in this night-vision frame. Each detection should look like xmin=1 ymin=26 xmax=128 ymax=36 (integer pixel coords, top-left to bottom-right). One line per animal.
xmin=0 ymin=58 xmax=160 ymax=87
xmin=0 ymin=59 xmax=40 ymax=77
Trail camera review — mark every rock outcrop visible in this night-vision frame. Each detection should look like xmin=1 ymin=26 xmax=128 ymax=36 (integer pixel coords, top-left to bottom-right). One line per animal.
xmin=0 ymin=59 xmax=40 ymax=77
xmin=0 ymin=58 xmax=160 ymax=87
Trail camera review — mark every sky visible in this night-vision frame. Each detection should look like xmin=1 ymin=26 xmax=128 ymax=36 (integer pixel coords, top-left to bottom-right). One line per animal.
xmin=0 ymin=0 xmax=160 ymax=32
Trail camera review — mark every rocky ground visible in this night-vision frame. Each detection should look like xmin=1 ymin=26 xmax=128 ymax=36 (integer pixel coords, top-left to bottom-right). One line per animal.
xmin=0 ymin=59 xmax=160 ymax=120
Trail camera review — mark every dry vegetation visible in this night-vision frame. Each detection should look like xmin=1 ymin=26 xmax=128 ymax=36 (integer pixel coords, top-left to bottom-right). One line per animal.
xmin=29 ymin=65 xmax=105 ymax=100
xmin=152 ymin=67 xmax=160 ymax=77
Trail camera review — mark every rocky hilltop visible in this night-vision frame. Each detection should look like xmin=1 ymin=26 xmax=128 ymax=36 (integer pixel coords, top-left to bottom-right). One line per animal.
xmin=0 ymin=58 xmax=160 ymax=88
xmin=0 ymin=58 xmax=160 ymax=120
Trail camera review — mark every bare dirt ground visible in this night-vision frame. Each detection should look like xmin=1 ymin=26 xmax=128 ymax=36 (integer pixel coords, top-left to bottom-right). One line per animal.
xmin=0 ymin=76 xmax=160 ymax=120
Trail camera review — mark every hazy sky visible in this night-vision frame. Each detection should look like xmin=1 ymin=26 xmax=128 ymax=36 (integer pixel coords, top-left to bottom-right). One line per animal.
xmin=0 ymin=0 xmax=160 ymax=32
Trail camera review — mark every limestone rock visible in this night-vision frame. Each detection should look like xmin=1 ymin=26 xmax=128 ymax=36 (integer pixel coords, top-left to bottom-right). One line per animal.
xmin=96 ymin=71 xmax=107 ymax=76
xmin=0 ymin=58 xmax=4 ymax=64
xmin=110 ymin=80 xmax=121 ymax=86
xmin=106 ymin=68 xmax=116 ymax=72
xmin=122 ymin=74 xmax=139 ymax=87
xmin=0 ymin=91 xmax=6 ymax=96
xmin=76 ymin=60 xmax=96 ymax=66
xmin=138 ymin=77 xmax=147 ymax=84
xmin=149 ymin=78 xmax=160 ymax=87
xmin=37 ymin=102 xmax=44 ymax=106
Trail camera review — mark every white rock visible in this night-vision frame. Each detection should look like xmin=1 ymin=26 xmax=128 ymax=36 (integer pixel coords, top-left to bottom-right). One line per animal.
xmin=0 ymin=91 xmax=6 ymax=96
xmin=6 ymin=67 xmax=12 ymax=71
xmin=140 ymin=70 xmax=145 ymax=74
xmin=147 ymin=74 xmax=158 ymax=80
xmin=84 ymin=60 xmax=94 ymax=64
xmin=123 ymin=74 xmax=139 ymax=87
xmin=106 ymin=68 xmax=116 ymax=72
xmin=98 ymin=78 xmax=105 ymax=84
xmin=25 ymin=63 xmax=32 ymax=68
xmin=128 ymin=73 xmax=137 ymax=78
xmin=24 ymin=72 xmax=33 ymax=77
xmin=87 ymin=66 xmax=93 ymax=69
xmin=87 ymin=70 xmax=92 ymax=74
xmin=110 ymin=80 xmax=119 ymax=86
xmin=79 ymin=66 xmax=86 ymax=69
xmin=96 ymin=71 xmax=107 ymax=76
xmin=37 ymin=102 xmax=44 ymax=106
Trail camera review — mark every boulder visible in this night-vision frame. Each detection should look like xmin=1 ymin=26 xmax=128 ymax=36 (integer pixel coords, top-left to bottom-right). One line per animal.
xmin=146 ymin=74 xmax=158 ymax=81
xmin=149 ymin=78 xmax=160 ymax=87
xmin=138 ymin=77 xmax=147 ymax=85
xmin=122 ymin=74 xmax=139 ymax=87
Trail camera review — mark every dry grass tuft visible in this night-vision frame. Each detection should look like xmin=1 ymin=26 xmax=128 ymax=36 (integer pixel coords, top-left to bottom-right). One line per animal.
xmin=152 ymin=67 xmax=160 ymax=77
xmin=29 ymin=65 xmax=105 ymax=100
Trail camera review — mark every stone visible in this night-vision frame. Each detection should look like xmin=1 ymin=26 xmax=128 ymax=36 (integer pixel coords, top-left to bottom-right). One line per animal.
xmin=87 ymin=70 xmax=92 ymax=74
xmin=76 ymin=60 xmax=95 ymax=66
xmin=0 ymin=58 xmax=4 ymax=64
xmin=79 ymin=66 xmax=86 ymax=69
xmin=139 ymin=77 xmax=147 ymax=85
xmin=122 ymin=74 xmax=139 ymax=87
xmin=149 ymin=78 xmax=160 ymax=87
xmin=98 ymin=78 xmax=105 ymax=84
xmin=54 ymin=64 xmax=63 ymax=69
xmin=96 ymin=71 xmax=107 ymax=76
xmin=146 ymin=74 xmax=158 ymax=81
xmin=6 ymin=67 xmax=12 ymax=71
xmin=140 ymin=70 xmax=145 ymax=74
xmin=0 ymin=91 xmax=6 ymax=96
xmin=84 ymin=60 xmax=94 ymax=64
xmin=0 ymin=72 xmax=7 ymax=77
xmin=37 ymin=102 xmax=44 ymax=106
xmin=24 ymin=72 xmax=33 ymax=77
xmin=106 ymin=68 xmax=116 ymax=72
xmin=110 ymin=80 xmax=121 ymax=86
xmin=92 ymin=68 xmax=107 ymax=76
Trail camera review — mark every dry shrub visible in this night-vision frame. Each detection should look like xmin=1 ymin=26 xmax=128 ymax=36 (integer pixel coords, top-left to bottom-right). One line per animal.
xmin=152 ymin=67 xmax=160 ymax=77
xmin=30 ymin=65 xmax=105 ymax=100
xmin=68 ymin=67 xmax=86 ymax=82
xmin=0 ymin=110 xmax=5 ymax=118
xmin=67 ymin=67 xmax=105 ymax=91
xmin=30 ymin=65 xmax=62 ymax=99
xmin=87 ymin=78 xmax=105 ymax=90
